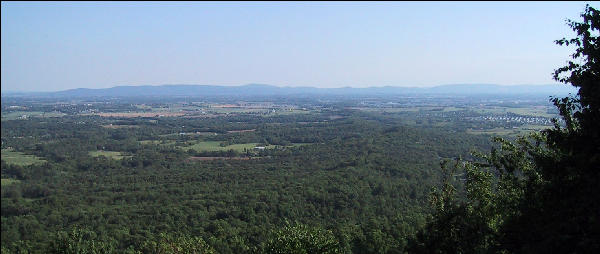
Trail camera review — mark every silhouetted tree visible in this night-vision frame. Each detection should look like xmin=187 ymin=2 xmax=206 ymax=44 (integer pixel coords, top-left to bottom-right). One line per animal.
xmin=411 ymin=5 xmax=600 ymax=253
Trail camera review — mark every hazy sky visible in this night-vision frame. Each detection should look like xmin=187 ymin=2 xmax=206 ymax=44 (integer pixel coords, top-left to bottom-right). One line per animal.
xmin=1 ymin=1 xmax=594 ymax=91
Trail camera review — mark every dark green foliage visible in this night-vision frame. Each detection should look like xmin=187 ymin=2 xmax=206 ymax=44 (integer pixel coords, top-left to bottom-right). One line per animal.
xmin=409 ymin=159 xmax=499 ymax=253
xmin=262 ymin=223 xmax=343 ymax=254
xmin=48 ymin=228 xmax=116 ymax=254
xmin=1 ymin=109 xmax=489 ymax=253
xmin=138 ymin=233 xmax=215 ymax=254
xmin=412 ymin=5 xmax=600 ymax=253
xmin=506 ymin=5 xmax=600 ymax=252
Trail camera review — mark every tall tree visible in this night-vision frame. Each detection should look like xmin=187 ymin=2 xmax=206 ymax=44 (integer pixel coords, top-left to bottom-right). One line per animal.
xmin=411 ymin=5 xmax=600 ymax=253
xmin=507 ymin=4 xmax=600 ymax=252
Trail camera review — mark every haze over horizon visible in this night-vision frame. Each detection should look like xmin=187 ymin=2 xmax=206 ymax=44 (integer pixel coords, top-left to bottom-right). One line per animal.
xmin=0 ymin=82 xmax=574 ymax=94
xmin=1 ymin=1 xmax=594 ymax=92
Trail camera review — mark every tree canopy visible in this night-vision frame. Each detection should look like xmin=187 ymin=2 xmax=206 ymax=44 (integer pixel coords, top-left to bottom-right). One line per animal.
xmin=411 ymin=5 xmax=600 ymax=253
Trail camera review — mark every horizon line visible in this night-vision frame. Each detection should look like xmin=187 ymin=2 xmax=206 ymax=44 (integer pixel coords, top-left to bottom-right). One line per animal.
xmin=1 ymin=83 xmax=568 ymax=93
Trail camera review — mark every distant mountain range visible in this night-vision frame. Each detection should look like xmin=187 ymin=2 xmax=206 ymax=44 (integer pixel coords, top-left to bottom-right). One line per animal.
xmin=1 ymin=84 xmax=578 ymax=98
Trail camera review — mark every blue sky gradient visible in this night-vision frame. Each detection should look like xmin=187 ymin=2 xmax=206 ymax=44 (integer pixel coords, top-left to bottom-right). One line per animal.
xmin=1 ymin=1 xmax=594 ymax=91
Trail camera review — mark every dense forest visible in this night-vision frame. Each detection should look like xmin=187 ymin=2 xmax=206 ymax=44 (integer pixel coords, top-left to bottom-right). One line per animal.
xmin=1 ymin=5 xmax=598 ymax=254
xmin=1 ymin=108 xmax=492 ymax=253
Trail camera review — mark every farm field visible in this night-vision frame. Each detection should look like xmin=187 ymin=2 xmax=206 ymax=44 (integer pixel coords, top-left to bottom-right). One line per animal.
xmin=139 ymin=140 xmax=177 ymax=145
xmin=159 ymin=132 xmax=218 ymax=137
xmin=138 ymin=139 xmax=310 ymax=152
xmin=352 ymin=106 xmax=465 ymax=113
xmin=1 ymin=148 xmax=46 ymax=166
xmin=466 ymin=124 xmax=549 ymax=136
xmin=94 ymin=112 xmax=186 ymax=118
xmin=182 ymin=141 xmax=312 ymax=152
xmin=101 ymin=124 xmax=140 ymax=129
xmin=505 ymin=107 xmax=557 ymax=117
xmin=186 ymin=156 xmax=256 ymax=161
xmin=183 ymin=141 xmax=260 ymax=152
xmin=89 ymin=150 xmax=128 ymax=160
xmin=1 ymin=178 xmax=21 ymax=186
xmin=471 ymin=106 xmax=557 ymax=118
xmin=1 ymin=111 xmax=66 ymax=120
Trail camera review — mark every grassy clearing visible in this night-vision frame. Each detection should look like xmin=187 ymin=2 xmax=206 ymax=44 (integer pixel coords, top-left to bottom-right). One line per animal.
xmin=352 ymin=107 xmax=419 ymax=113
xmin=1 ymin=149 xmax=46 ymax=166
xmin=226 ymin=129 xmax=256 ymax=133
xmin=101 ymin=124 xmax=139 ymax=129
xmin=134 ymin=104 xmax=153 ymax=110
xmin=95 ymin=112 xmax=186 ymax=118
xmin=160 ymin=132 xmax=218 ymax=137
xmin=352 ymin=106 xmax=464 ymax=113
xmin=89 ymin=151 xmax=127 ymax=160
xmin=442 ymin=106 xmax=465 ymax=112
xmin=139 ymin=140 xmax=177 ymax=145
xmin=1 ymin=111 xmax=66 ymax=120
xmin=270 ymin=109 xmax=311 ymax=115
xmin=504 ymin=107 xmax=556 ymax=118
xmin=467 ymin=128 xmax=519 ymax=136
xmin=139 ymin=139 xmax=312 ymax=152
xmin=143 ymin=104 xmax=203 ymax=112
xmin=139 ymin=139 xmax=256 ymax=152
xmin=139 ymin=140 xmax=159 ymax=145
xmin=206 ymin=108 xmax=270 ymax=114
xmin=287 ymin=143 xmax=313 ymax=147
xmin=520 ymin=124 xmax=551 ymax=132
xmin=1 ymin=178 xmax=21 ymax=186
xmin=184 ymin=141 xmax=260 ymax=152
xmin=467 ymin=125 xmax=549 ymax=136
xmin=180 ymin=141 xmax=309 ymax=152
xmin=471 ymin=106 xmax=556 ymax=118
xmin=187 ymin=142 xmax=312 ymax=152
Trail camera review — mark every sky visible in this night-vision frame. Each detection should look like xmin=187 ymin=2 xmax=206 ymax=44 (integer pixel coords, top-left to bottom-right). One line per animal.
xmin=1 ymin=1 xmax=595 ymax=92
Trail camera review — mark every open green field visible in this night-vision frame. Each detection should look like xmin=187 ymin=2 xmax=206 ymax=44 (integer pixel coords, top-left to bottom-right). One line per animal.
xmin=270 ymin=109 xmax=311 ymax=115
xmin=139 ymin=139 xmax=311 ymax=152
xmin=182 ymin=141 xmax=312 ymax=152
xmin=1 ymin=111 xmax=66 ymax=120
xmin=354 ymin=105 xmax=557 ymax=117
xmin=89 ymin=151 xmax=127 ymax=160
xmin=131 ymin=103 xmax=310 ymax=116
xmin=133 ymin=103 xmax=195 ymax=112
xmin=505 ymin=107 xmax=557 ymax=117
xmin=1 ymin=149 xmax=46 ymax=166
xmin=139 ymin=140 xmax=256 ymax=152
xmin=467 ymin=128 xmax=520 ymax=136
xmin=353 ymin=107 xmax=420 ymax=113
xmin=136 ymin=103 xmax=268 ymax=113
xmin=183 ymin=141 xmax=260 ymax=152
xmin=206 ymin=108 xmax=271 ymax=114
xmin=159 ymin=132 xmax=218 ymax=137
xmin=471 ymin=106 xmax=557 ymax=118
xmin=139 ymin=140 xmax=177 ymax=145
xmin=467 ymin=125 xmax=550 ymax=136
xmin=1 ymin=178 xmax=21 ymax=186
xmin=353 ymin=106 xmax=464 ymax=113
